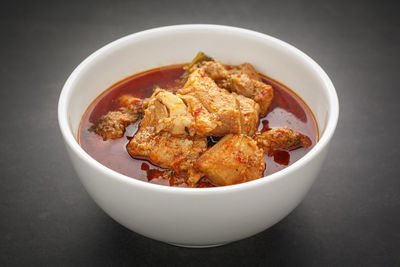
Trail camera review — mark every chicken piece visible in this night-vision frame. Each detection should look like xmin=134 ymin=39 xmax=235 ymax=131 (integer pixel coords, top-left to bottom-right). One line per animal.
xmin=128 ymin=89 xmax=184 ymax=159
xmin=89 ymin=111 xmax=134 ymax=140
xmin=152 ymin=89 xmax=195 ymax=136
xmin=230 ymin=63 xmax=262 ymax=81
xmin=234 ymin=93 xmax=260 ymax=136
xmin=196 ymin=61 xmax=273 ymax=117
xmin=127 ymin=89 xmax=207 ymax=181
xmin=199 ymin=61 xmax=232 ymax=89
xmin=118 ymin=94 xmax=142 ymax=108
xmin=230 ymin=72 xmax=273 ymax=117
xmin=128 ymin=130 xmax=207 ymax=182
xmin=195 ymin=134 xmax=266 ymax=186
xmin=90 ymin=95 xmax=142 ymax=140
xmin=128 ymin=131 xmax=206 ymax=172
xmin=179 ymin=94 xmax=220 ymax=136
xmin=178 ymin=68 xmax=242 ymax=136
xmin=255 ymin=126 xmax=312 ymax=152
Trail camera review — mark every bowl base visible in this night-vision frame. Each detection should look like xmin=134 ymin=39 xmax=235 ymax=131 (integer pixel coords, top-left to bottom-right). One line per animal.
xmin=167 ymin=242 xmax=228 ymax=248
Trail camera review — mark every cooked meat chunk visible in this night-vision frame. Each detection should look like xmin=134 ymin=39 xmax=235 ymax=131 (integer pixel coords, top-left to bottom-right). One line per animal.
xmin=195 ymin=61 xmax=274 ymax=117
xmin=128 ymin=131 xmax=206 ymax=172
xmin=90 ymin=111 xmax=133 ymax=140
xmin=195 ymin=134 xmax=266 ymax=186
xmin=179 ymin=94 xmax=220 ymax=136
xmin=234 ymin=93 xmax=260 ymax=136
xmin=90 ymin=95 xmax=142 ymax=140
xmin=127 ymin=89 xmax=207 ymax=181
xmin=179 ymin=66 xmax=263 ymax=136
xmin=118 ymin=94 xmax=142 ymax=108
xmin=152 ymin=89 xmax=195 ymax=136
xmin=199 ymin=61 xmax=231 ymax=89
xmin=178 ymin=68 xmax=242 ymax=136
xmin=255 ymin=126 xmax=312 ymax=152
xmin=233 ymin=63 xmax=272 ymax=116
xmin=200 ymin=61 xmax=230 ymax=80
xmin=230 ymin=72 xmax=273 ymax=117
xmin=230 ymin=63 xmax=262 ymax=81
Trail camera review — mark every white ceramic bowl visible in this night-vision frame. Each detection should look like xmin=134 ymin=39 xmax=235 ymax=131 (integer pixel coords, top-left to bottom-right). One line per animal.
xmin=58 ymin=25 xmax=339 ymax=247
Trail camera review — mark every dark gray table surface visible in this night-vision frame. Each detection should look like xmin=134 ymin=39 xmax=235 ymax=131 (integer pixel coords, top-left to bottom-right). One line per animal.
xmin=1 ymin=0 xmax=399 ymax=266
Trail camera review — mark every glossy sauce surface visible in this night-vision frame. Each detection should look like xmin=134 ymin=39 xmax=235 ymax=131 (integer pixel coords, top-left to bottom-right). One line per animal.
xmin=79 ymin=64 xmax=318 ymax=187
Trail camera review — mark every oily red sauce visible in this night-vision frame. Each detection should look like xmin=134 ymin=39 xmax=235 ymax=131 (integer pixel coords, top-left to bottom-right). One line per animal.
xmin=79 ymin=64 xmax=318 ymax=187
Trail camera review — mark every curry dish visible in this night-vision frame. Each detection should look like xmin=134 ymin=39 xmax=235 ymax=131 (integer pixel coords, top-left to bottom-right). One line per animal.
xmin=79 ymin=52 xmax=318 ymax=187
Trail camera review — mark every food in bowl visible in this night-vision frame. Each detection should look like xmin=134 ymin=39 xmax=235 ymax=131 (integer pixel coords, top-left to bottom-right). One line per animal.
xmin=79 ymin=52 xmax=318 ymax=188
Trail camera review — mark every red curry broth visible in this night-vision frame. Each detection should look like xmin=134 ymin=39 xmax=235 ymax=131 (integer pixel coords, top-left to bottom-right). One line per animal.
xmin=79 ymin=64 xmax=318 ymax=187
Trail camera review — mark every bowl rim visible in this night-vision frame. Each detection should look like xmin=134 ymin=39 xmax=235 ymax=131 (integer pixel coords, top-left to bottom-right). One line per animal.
xmin=58 ymin=24 xmax=339 ymax=195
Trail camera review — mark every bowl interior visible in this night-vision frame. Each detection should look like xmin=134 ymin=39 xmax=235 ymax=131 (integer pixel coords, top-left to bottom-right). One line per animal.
xmin=61 ymin=25 xmax=336 ymax=156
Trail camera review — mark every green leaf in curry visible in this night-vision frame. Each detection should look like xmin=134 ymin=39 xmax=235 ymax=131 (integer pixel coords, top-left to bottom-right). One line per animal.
xmin=181 ymin=52 xmax=213 ymax=83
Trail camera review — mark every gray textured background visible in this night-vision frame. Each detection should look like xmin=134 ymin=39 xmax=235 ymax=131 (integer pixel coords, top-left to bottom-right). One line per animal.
xmin=1 ymin=0 xmax=399 ymax=266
